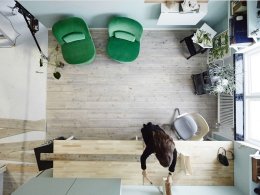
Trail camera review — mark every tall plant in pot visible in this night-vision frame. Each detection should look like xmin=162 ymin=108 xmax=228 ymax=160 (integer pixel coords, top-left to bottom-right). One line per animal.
xmin=192 ymin=29 xmax=213 ymax=48
xmin=208 ymin=61 xmax=235 ymax=96
xmin=42 ymin=44 xmax=64 ymax=79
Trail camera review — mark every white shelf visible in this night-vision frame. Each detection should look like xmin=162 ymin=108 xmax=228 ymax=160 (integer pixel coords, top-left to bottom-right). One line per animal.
xmin=157 ymin=3 xmax=208 ymax=25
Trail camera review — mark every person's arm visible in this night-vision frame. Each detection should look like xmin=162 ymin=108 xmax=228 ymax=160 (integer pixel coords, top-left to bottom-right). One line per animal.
xmin=168 ymin=148 xmax=177 ymax=173
xmin=140 ymin=146 xmax=153 ymax=170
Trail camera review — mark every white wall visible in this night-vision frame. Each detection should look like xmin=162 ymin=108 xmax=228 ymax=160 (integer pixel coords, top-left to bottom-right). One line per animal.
xmin=19 ymin=0 xmax=228 ymax=29
xmin=234 ymin=142 xmax=259 ymax=195
xmin=0 ymin=0 xmax=47 ymax=120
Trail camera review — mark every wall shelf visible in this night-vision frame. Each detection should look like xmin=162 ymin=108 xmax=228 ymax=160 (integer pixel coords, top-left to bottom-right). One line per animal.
xmin=157 ymin=2 xmax=208 ymax=25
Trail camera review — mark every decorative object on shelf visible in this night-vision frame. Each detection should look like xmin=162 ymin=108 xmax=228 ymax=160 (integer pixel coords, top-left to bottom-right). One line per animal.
xmin=165 ymin=0 xmax=175 ymax=9
xmin=207 ymin=61 xmax=235 ymax=96
xmin=181 ymin=0 xmax=200 ymax=13
xmin=158 ymin=2 xmax=208 ymax=25
xmin=208 ymin=30 xmax=230 ymax=63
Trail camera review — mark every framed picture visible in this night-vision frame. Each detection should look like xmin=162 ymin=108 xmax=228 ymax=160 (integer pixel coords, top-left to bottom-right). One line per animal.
xmin=207 ymin=30 xmax=230 ymax=63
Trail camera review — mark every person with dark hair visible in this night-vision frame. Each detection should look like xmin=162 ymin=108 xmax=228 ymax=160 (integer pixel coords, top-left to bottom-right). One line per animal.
xmin=140 ymin=122 xmax=177 ymax=181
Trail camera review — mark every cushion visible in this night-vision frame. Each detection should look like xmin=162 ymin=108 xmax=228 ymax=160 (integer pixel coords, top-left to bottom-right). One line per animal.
xmin=107 ymin=37 xmax=140 ymax=63
xmin=114 ymin=31 xmax=136 ymax=42
xmin=174 ymin=115 xmax=198 ymax=140
xmin=62 ymin=39 xmax=95 ymax=64
xmin=62 ymin=32 xmax=85 ymax=43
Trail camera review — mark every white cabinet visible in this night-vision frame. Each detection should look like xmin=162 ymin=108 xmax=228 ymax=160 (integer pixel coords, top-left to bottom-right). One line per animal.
xmin=157 ymin=3 xmax=208 ymax=25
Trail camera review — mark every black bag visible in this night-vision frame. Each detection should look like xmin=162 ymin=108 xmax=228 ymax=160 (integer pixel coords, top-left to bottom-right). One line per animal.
xmin=217 ymin=147 xmax=234 ymax=166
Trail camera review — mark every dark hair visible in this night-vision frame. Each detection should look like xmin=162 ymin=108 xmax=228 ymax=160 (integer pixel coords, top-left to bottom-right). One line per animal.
xmin=153 ymin=130 xmax=175 ymax=167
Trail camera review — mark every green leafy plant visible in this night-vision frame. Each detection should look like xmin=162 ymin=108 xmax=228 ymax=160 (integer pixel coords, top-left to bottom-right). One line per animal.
xmin=48 ymin=44 xmax=64 ymax=80
xmin=192 ymin=29 xmax=213 ymax=47
xmin=207 ymin=62 xmax=235 ymax=96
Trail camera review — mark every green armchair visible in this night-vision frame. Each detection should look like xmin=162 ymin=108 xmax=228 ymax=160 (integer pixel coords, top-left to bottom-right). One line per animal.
xmin=52 ymin=17 xmax=96 ymax=65
xmin=107 ymin=17 xmax=143 ymax=63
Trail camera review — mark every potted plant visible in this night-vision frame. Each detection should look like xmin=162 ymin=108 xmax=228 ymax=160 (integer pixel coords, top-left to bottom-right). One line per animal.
xmin=192 ymin=29 xmax=213 ymax=48
xmin=207 ymin=62 xmax=235 ymax=96
xmin=41 ymin=44 xmax=64 ymax=79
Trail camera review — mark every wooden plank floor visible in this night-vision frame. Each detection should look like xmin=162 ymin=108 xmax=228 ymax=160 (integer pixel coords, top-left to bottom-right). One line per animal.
xmin=52 ymin=140 xmax=234 ymax=186
xmin=47 ymin=30 xmax=217 ymax=139
xmin=0 ymin=119 xmax=46 ymax=195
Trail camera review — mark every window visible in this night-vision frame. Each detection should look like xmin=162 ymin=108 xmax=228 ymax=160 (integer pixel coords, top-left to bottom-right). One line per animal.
xmin=244 ymin=47 xmax=260 ymax=146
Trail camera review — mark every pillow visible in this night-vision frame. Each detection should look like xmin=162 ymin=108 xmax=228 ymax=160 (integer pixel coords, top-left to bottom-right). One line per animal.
xmin=114 ymin=31 xmax=136 ymax=42
xmin=174 ymin=115 xmax=198 ymax=140
xmin=62 ymin=32 xmax=85 ymax=43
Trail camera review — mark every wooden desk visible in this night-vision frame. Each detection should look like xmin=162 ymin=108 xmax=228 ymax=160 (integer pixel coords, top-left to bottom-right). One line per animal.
xmin=46 ymin=140 xmax=234 ymax=186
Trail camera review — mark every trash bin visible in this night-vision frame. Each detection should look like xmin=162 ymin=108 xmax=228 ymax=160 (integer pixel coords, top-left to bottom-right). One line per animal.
xmin=0 ymin=164 xmax=6 ymax=195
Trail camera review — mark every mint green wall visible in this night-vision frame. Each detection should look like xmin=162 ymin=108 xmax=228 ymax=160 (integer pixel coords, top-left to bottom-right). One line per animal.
xmin=213 ymin=15 xmax=229 ymax=34
xmin=20 ymin=0 xmax=228 ymax=29
xmin=211 ymin=0 xmax=229 ymax=34
xmin=234 ymin=142 xmax=259 ymax=195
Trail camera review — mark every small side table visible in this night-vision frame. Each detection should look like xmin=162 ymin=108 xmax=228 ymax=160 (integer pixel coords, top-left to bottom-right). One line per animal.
xmin=180 ymin=23 xmax=215 ymax=60
xmin=192 ymin=23 xmax=217 ymax=48
xmin=191 ymin=70 xmax=212 ymax=95
xmin=180 ymin=34 xmax=207 ymax=60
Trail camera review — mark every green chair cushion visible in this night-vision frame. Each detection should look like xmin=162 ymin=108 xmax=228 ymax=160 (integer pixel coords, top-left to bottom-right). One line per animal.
xmin=114 ymin=31 xmax=135 ymax=42
xmin=62 ymin=32 xmax=85 ymax=43
xmin=52 ymin=17 xmax=96 ymax=65
xmin=107 ymin=37 xmax=140 ymax=63
xmin=62 ymin=39 xmax=95 ymax=64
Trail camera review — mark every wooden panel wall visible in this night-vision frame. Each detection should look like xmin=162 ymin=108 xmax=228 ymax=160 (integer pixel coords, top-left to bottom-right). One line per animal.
xmin=47 ymin=30 xmax=217 ymax=140
xmin=0 ymin=119 xmax=45 ymax=195
xmin=52 ymin=140 xmax=234 ymax=186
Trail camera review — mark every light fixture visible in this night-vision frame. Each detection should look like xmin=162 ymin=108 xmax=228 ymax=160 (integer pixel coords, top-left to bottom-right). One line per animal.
xmin=13 ymin=1 xmax=48 ymax=66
